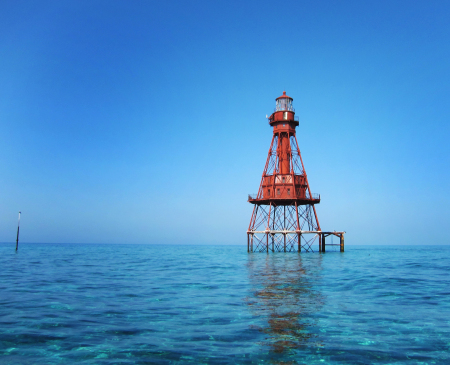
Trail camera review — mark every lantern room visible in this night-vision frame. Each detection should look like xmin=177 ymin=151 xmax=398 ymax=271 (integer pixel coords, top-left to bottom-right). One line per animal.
xmin=275 ymin=91 xmax=294 ymax=112
xmin=269 ymin=91 xmax=298 ymax=126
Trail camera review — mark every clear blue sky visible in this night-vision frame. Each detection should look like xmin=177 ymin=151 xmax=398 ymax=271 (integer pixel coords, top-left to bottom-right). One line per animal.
xmin=1 ymin=0 xmax=449 ymax=245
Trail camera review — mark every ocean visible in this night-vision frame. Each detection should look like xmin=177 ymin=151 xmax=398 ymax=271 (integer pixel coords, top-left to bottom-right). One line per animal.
xmin=0 ymin=243 xmax=449 ymax=364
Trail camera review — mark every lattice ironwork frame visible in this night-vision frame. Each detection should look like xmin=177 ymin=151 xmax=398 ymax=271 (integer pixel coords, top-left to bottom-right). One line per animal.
xmin=247 ymin=201 xmax=321 ymax=253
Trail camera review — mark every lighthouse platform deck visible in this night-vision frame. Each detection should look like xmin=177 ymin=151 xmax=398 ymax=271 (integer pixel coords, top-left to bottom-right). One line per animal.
xmin=247 ymin=194 xmax=321 ymax=205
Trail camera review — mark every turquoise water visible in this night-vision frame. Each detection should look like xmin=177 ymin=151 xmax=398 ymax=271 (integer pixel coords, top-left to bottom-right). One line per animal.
xmin=0 ymin=243 xmax=449 ymax=364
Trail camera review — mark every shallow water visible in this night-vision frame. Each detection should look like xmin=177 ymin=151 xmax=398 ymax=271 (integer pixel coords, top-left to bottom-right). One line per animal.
xmin=0 ymin=243 xmax=449 ymax=364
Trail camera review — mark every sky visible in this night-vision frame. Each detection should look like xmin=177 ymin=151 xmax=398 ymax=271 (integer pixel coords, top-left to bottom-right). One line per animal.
xmin=0 ymin=0 xmax=449 ymax=245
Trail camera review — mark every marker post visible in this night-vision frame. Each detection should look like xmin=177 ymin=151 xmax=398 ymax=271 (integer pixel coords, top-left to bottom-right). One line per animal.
xmin=15 ymin=211 xmax=21 ymax=251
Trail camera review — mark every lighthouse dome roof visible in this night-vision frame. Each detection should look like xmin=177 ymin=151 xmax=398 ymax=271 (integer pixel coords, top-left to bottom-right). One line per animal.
xmin=275 ymin=91 xmax=293 ymax=100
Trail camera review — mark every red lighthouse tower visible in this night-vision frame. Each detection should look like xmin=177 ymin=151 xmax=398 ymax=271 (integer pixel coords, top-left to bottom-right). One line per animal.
xmin=247 ymin=92 xmax=345 ymax=252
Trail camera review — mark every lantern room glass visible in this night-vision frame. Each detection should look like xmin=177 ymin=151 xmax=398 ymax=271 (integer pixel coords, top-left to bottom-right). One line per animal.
xmin=276 ymin=98 xmax=294 ymax=112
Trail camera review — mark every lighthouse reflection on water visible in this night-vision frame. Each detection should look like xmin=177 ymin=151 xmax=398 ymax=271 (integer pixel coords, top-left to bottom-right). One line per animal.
xmin=246 ymin=253 xmax=325 ymax=357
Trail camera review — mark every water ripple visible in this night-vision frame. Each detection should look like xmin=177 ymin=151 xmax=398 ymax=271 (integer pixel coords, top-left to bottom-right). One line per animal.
xmin=0 ymin=243 xmax=449 ymax=364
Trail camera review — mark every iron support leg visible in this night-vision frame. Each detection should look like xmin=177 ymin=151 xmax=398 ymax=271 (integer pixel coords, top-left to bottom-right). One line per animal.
xmin=340 ymin=235 xmax=344 ymax=252
xmin=322 ymin=234 xmax=326 ymax=252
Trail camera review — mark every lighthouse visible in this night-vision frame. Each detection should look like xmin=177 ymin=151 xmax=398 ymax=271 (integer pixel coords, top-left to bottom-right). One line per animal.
xmin=247 ymin=92 xmax=345 ymax=252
